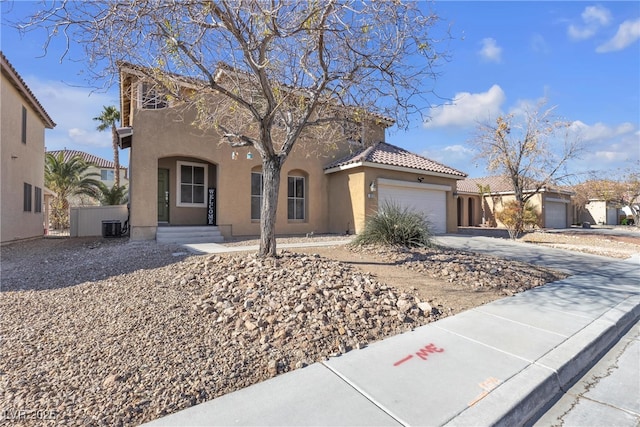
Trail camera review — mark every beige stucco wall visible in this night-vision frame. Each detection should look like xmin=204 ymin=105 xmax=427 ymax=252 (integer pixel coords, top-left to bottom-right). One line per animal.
xmin=327 ymin=168 xmax=365 ymax=235
xmin=456 ymin=194 xmax=484 ymax=227
xmin=0 ymin=75 xmax=47 ymax=243
xmin=327 ymin=166 xmax=461 ymax=234
xmin=481 ymin=191 xmax=571 ymax=229
xmin=482 ymin=193 xmax=542 ymax=228
xmin=127 ymin=100 xmax=366 ymax=240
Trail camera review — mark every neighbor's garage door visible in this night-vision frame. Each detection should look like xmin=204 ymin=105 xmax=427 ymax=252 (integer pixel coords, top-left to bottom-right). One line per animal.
xmin=545 ymin=201 xmax=567 ymax=229
xmin=606 ymin=207 xmax=617 ymax=225
xmin=378 ymin=179 xmax=448 ymax=234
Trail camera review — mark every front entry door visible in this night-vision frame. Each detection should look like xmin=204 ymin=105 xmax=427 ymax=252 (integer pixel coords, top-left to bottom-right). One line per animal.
xmin=158 ymin=168 xmax=169 ymax=222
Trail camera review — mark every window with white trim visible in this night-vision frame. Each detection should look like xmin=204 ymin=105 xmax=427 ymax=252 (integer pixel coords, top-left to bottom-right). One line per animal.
xmin=287 ymin=176 xmax=305 ymax=220
xmin=177 ymin=161 xmax=207 ymax=207
xmin=251 ymin=172 xmax=262 ymax=220
xmin=140 ymin=82 xmax=168 ymax=110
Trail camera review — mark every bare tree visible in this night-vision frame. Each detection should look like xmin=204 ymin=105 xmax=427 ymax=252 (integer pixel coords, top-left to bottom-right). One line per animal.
xmin=19 ymin=0 xmax=448 ymax=256
xmin=472 ymin=101 xmax=583 ymax=237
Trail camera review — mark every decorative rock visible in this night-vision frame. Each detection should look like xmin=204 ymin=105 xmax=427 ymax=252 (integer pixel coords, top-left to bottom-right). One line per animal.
xmin=0 ymin=237 xmax=567 ymax=427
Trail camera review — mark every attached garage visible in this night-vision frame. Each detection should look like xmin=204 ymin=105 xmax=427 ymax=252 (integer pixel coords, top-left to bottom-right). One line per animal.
xmin=378 ymin=178 xmax=449 ymax=234
xmin=544 ymin=198 xmax=568 ymax=229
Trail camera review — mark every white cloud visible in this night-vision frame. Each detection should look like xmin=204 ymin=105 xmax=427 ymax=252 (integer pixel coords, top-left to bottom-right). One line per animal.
xmin=569 ymin=120 xmax=636 ymax=142
xmin=568 ymin=5 xmax=611 ymax=40
xmin=68 ymin=128 xmax=110 ymax=147
xmin=421 ymin=145 xmax=478 ymax=174
xmin=24 ymin=76 xmax=118 ymax=152
xmin=597 ymin=18 xmax=640 ymax=53
xmin=582 ymin=5 xmax=612 ymax=26
xmin=531 ymin=33 xmax=550 ymax=54
xmin=478 ymin=38 xmax=502 ymax=63
xmin=568 ymin=121 xmax=639 ymax=174
xmin=424 ymin=85 xmax=506 ymax=128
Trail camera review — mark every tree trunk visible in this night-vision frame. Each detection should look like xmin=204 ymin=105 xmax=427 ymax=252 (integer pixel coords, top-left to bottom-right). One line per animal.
xmin=259 ymin=155 xmax=281 ymax=257
xmin=111 ymin=123 xmax=120 ymax=188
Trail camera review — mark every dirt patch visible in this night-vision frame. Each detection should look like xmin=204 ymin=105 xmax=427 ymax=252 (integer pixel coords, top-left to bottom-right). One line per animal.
xmin=295 ymin=243 xmax=564 ymax=316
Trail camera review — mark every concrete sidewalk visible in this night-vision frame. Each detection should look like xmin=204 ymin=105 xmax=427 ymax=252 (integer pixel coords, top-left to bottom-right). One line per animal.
xmin=145 ymin=238 xmax=639 ymax=426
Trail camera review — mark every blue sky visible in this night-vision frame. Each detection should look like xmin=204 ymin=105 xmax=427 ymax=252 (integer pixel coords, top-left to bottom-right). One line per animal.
xmin=2 ymin=1 xmax=639 ymax=179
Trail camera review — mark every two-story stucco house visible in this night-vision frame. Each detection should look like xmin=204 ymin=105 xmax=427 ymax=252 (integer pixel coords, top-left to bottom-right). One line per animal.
xmin=117 ymin=63 xmax=467 ymax=242
xmin=1 ymin=52 xmax=56 ymax=244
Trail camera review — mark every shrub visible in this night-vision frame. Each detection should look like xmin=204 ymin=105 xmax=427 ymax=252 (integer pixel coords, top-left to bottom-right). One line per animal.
xmin=496 ymin=200 xmax=539 ymax=239
xmin=353 ymin=201 xmax=433 ymax=247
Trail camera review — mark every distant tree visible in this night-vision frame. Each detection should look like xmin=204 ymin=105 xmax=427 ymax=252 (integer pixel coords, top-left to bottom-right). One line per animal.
xmin=21 ymin=1 xmax=449 ymax=257
xmin=621 ymin=169 xmax=640 ymax=226
xmin=45 ymin=152 xmax=102 ymax=229
xmin=572 ymin=166 xmax=640 ymax=226
xmin=96 ymin=183 xmax=128 ymax=206
xmin=472 ymin=101 xmax=583 ymax=236
xmin=476 ymin=183 xmax=491 ymax=226
xmin=93 ymin=105 xmax=121 ymax=188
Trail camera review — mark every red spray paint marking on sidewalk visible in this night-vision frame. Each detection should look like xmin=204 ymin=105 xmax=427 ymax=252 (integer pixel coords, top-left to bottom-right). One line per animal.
xmin=393 ymin=343 xmax=445 ymax=366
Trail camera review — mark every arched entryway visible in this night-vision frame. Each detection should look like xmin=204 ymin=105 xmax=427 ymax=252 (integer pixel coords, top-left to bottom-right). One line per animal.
xmin=157 ymin=156 xmax=218 ymax=226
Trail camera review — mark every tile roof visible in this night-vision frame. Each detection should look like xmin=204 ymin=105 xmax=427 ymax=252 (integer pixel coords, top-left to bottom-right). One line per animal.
xmin=457 ymin=175 xmax=571 ymax=195
xmin=324 ymin=141 xmax=467 ymax=178
xmin=1 ymin=51 xmax=55 ymax=128
xmin=47 ymin=150 xmax=127 ymax=171
xmin=457 ymin=176 xmax=514 ymax=193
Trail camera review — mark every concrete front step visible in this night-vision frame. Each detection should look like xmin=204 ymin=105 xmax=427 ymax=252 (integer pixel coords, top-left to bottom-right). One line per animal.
xmin=156 ymin=226 xmax=224 ymax=244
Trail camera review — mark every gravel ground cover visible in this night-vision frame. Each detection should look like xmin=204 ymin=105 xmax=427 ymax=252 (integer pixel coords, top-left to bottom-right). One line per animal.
xmin=0 ymin=229 xmax=635 ymax=426
xmin=520 ymin=229 xmax=640 ymax=259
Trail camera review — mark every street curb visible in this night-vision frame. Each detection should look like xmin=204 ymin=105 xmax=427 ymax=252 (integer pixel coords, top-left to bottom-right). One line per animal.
xmin=444 ymin=296 xmax=640 ymax=426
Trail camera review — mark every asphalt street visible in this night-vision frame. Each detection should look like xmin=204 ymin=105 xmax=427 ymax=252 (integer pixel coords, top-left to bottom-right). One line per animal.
xmin=533 ymin=321 xmax=639 ymax=426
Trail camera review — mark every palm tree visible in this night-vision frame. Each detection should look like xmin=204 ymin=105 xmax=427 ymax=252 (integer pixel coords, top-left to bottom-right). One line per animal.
xmin=45 ymin=152 xmax=102 ymax=229
xmin=93 ymin=105 xmax=122 ymax=188
xmin=96 ymin=182 xmax=128 ymax=206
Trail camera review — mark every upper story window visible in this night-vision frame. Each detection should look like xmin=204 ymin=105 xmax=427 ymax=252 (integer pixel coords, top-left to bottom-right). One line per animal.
xmin=140 ymin=82 xmax=168 ymax=110
xmin=21 ymin=106 xmax=27 ymax=144
xmin=101 ymin=169 xmax=115 ymax=181
xmin=342 ymin=119 xmax=363 ymax=146
xmin=177 ymin=161 xmax=207 ymax=207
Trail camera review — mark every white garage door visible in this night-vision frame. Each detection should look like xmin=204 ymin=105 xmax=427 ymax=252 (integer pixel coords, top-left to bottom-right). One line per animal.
xmin=545 ymin=201 xmax=567 ymax=229
xmin=378 ymin=179 xmax=448 ymax=234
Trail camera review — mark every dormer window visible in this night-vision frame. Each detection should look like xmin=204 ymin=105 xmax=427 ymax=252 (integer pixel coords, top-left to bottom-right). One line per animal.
xmin=342 ymin=119 xmax=363 ymax=146
xmin=140 ymin=82 xmax=168 ymax=110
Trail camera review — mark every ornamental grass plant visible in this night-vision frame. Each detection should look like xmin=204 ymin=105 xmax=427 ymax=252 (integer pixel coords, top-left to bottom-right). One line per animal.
xmin=353 ymin=201 xmax=434 ymax=247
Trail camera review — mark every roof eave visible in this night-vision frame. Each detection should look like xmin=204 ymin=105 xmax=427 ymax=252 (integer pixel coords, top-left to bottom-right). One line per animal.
xmin=325 ymin=161 xmax=466 ymax=179
xmin=1 ymin=54 xmax=56 ymax=129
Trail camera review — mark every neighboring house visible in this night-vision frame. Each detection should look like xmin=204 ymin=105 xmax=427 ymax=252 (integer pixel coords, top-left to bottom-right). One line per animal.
xmin=1 ymin=52 xmax=56 ymax=244
xmin=46 ymin=149 xmax=129 ymax=206
xmin=117 ymin=63 xmax=467 ymax=241
xmin=580 ymin=199 xmax=621 ymax=225
xmin=456 ymin=176 xmax=572 ymax=229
